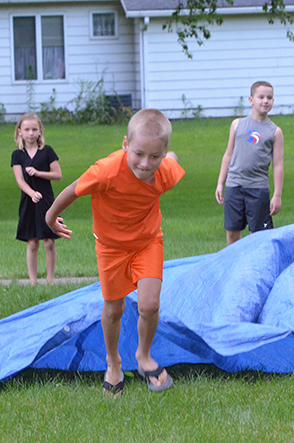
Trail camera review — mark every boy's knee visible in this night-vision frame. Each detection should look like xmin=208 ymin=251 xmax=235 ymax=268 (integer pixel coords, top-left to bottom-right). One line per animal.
xmin=103 ymin=299 xmax=125 ymax=323
xmin=226 ymin=230 xmax=241 ymax=245
xmin=138 ymin=299 xmax=160 ymax=318
xmin=137 ymin=277 xmax=161 ymax=317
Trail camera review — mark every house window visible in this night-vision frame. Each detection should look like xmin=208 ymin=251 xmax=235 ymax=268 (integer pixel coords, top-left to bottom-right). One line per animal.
xmin=13 ymin=17 xmax=37 ymax=80
xmin=92 ymin=12 xmax=116 ymax=37
xmin=13 ymin=15 xmax=65 ymax=81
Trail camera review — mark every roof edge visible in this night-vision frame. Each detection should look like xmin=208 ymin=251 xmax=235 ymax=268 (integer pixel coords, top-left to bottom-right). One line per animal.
xmin=124 ymin=5 xmax=294 ymax=18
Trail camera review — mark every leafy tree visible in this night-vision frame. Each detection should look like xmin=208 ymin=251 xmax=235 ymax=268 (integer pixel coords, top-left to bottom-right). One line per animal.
xmin=163 ymin=0 xmax=294 ymax=58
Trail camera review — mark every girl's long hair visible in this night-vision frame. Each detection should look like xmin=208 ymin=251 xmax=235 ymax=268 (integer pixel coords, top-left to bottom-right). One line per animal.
xmin=14 ymin=112 xmax=45 ymax=151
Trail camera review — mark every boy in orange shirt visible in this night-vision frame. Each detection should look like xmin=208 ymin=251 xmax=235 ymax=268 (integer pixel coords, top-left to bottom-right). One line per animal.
xmin=46 ymin=109 xmax=185 ymax=397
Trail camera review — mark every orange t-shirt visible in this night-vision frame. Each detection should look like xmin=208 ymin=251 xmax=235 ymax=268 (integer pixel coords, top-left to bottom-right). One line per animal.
xmin=75 ymin=149 xmax=185 ymax=250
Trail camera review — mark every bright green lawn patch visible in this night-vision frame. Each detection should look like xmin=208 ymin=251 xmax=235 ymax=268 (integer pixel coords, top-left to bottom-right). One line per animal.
xmin=0 ymin=282 xmax=90 ymax=319
xmin=1 ymin=366 xmax=294 ymax=443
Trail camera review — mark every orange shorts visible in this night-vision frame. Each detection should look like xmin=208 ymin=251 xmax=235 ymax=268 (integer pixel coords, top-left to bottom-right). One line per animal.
xmin=95 ymin=236 xmax=164 ymax=301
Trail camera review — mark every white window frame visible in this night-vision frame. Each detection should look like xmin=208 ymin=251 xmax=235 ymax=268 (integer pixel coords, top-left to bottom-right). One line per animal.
xmin=10 ymin=13 xmax=67 ymax=83
xmin=89 ymin=10 xmax=119 ymax=40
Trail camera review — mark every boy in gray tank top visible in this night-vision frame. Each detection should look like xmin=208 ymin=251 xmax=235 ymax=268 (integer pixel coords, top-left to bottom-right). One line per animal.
xmin=215 ymin=81 xmax=284 ymax=245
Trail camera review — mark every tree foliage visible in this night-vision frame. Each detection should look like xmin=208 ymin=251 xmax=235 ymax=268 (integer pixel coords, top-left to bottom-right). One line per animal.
xmin=163 ymin=0 xmax=294 ymax=58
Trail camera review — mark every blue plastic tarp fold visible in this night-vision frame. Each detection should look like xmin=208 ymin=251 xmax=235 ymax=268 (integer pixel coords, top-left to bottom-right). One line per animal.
xmin=2 ymin=224 xmax=294 ymax=381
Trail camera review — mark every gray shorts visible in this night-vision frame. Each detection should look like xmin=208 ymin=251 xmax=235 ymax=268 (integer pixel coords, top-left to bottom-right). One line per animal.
xmin=224 ymin=186 xmax=273 ymax=233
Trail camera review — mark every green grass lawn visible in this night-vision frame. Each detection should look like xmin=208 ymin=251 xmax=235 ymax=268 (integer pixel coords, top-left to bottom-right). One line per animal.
xmin=1 ymin=116 xmax=294 ymax=442
xmin=2 ymin=116 xmax=293 ymax=279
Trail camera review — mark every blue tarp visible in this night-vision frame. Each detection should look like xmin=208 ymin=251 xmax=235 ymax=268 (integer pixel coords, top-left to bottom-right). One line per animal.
xmin=2 ymin=224 xmax=294 ymax=382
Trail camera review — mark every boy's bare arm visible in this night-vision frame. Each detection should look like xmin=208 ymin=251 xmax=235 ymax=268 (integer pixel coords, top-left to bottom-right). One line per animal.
xmin=45 ymin=179 xmax=79 ymax=239
xmin=215 ymin=119 xmax=238 ymax=204
xmin=270 ymin=127 xmax=284 ymax=216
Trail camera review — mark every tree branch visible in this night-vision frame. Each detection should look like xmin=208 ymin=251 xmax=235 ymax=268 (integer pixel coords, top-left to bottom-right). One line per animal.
xmin=163 ymin=0 xmax=293 ymax=58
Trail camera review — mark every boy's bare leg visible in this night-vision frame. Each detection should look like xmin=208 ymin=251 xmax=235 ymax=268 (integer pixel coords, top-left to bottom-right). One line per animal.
xmin=136 ymin=277 xmax=168 ymax=388
xmin=101 ymin=298 xmax=125 ymax=385
xmin=43 ymin=238 xmax=56 ymax=284
xmin=27 ymin=238 xmax=39 ymax=285
xmin=226 ymin=230 xmax=241 ymax=245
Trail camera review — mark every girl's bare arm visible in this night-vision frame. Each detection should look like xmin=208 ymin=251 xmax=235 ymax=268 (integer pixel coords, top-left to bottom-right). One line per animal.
xmin=25 ymin=159 xmax=62 ymax=181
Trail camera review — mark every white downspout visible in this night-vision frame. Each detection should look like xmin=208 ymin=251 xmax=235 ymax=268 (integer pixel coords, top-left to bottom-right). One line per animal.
xmin=139 ymin=16 xmax=149 ymax=109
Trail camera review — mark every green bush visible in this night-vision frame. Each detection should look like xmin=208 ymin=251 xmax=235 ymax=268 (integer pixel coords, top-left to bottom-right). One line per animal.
xmin=40 ymin=80 xmax=133 ymax=125
xmin=39 ymin=89 xmax=73 ymax=124
xmin=0 ymin=103 xmax=6 ymax=123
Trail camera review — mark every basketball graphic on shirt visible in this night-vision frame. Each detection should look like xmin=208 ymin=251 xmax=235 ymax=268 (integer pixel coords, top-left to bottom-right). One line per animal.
xmin=244 ymin=129 xmax=261 ymax=144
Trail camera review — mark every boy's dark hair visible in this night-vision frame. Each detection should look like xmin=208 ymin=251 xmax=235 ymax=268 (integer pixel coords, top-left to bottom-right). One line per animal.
xmin=250 ymin=81 xmax=273 ymax=97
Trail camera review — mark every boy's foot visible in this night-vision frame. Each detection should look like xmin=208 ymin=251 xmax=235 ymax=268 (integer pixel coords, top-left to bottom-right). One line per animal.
xmin=103 ymin=370 xmax=124 ymax=399
xmin=138 ymin=366 xmax=173 ymax=392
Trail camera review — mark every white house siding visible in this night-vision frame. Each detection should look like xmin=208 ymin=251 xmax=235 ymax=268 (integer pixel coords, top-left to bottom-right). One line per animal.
xmin=132 ymin=17 xmax=141 ymax=110
xmin=2 ymin=2 xmax=294 ymax=120
xmin=0 ymin=10 xmax=11 ymax=96
xmin=142 ymin=14 xmax=294 ymax=118
xmin=0 ymin=1 xmax=137 ymax=120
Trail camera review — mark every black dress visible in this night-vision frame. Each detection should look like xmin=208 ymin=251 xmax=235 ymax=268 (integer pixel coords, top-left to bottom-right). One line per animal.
xmin=11 ymin=145 xmax=60 ymax=242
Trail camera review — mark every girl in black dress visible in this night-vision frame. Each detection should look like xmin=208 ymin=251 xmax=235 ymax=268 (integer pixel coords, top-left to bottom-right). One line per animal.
xmin=11 ymin=113 xmax=62 ymax=285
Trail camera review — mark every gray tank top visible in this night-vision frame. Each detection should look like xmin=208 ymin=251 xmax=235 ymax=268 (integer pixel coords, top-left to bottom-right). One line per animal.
xmin=226 ymin=116 xmax=277 ymax=188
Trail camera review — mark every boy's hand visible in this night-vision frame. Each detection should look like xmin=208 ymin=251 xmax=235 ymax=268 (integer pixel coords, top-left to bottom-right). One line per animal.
xmin=47 ymin=216 xmax=73 ymax=239
xmin=270 ymin=195 xmax=282 ymax=216
xmin=215 ymin=184 xmax=224 ymax=204
xmin=45 ymin=180 xmax=79 ymax=239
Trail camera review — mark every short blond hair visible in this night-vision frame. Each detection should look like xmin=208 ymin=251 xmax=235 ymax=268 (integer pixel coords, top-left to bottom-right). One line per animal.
xmin=14 ymin=112 xmax=45 ymax=151
xmin=250 ymin=81 xmax=273 ymax=97
xmin=127 ymin=109 xmax=172 ymax=148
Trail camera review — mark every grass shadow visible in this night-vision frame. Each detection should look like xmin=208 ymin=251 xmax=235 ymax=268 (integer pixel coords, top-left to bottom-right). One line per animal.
xmin=2 ymin=363 xmax=293 ymax=393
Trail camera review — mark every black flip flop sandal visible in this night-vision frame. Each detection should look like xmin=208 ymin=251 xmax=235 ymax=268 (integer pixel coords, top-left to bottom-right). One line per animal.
xmin=138 ymin=366 xmax=173 ymax=392
xmin=102 ymin=370 xmax=124 ymax=398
